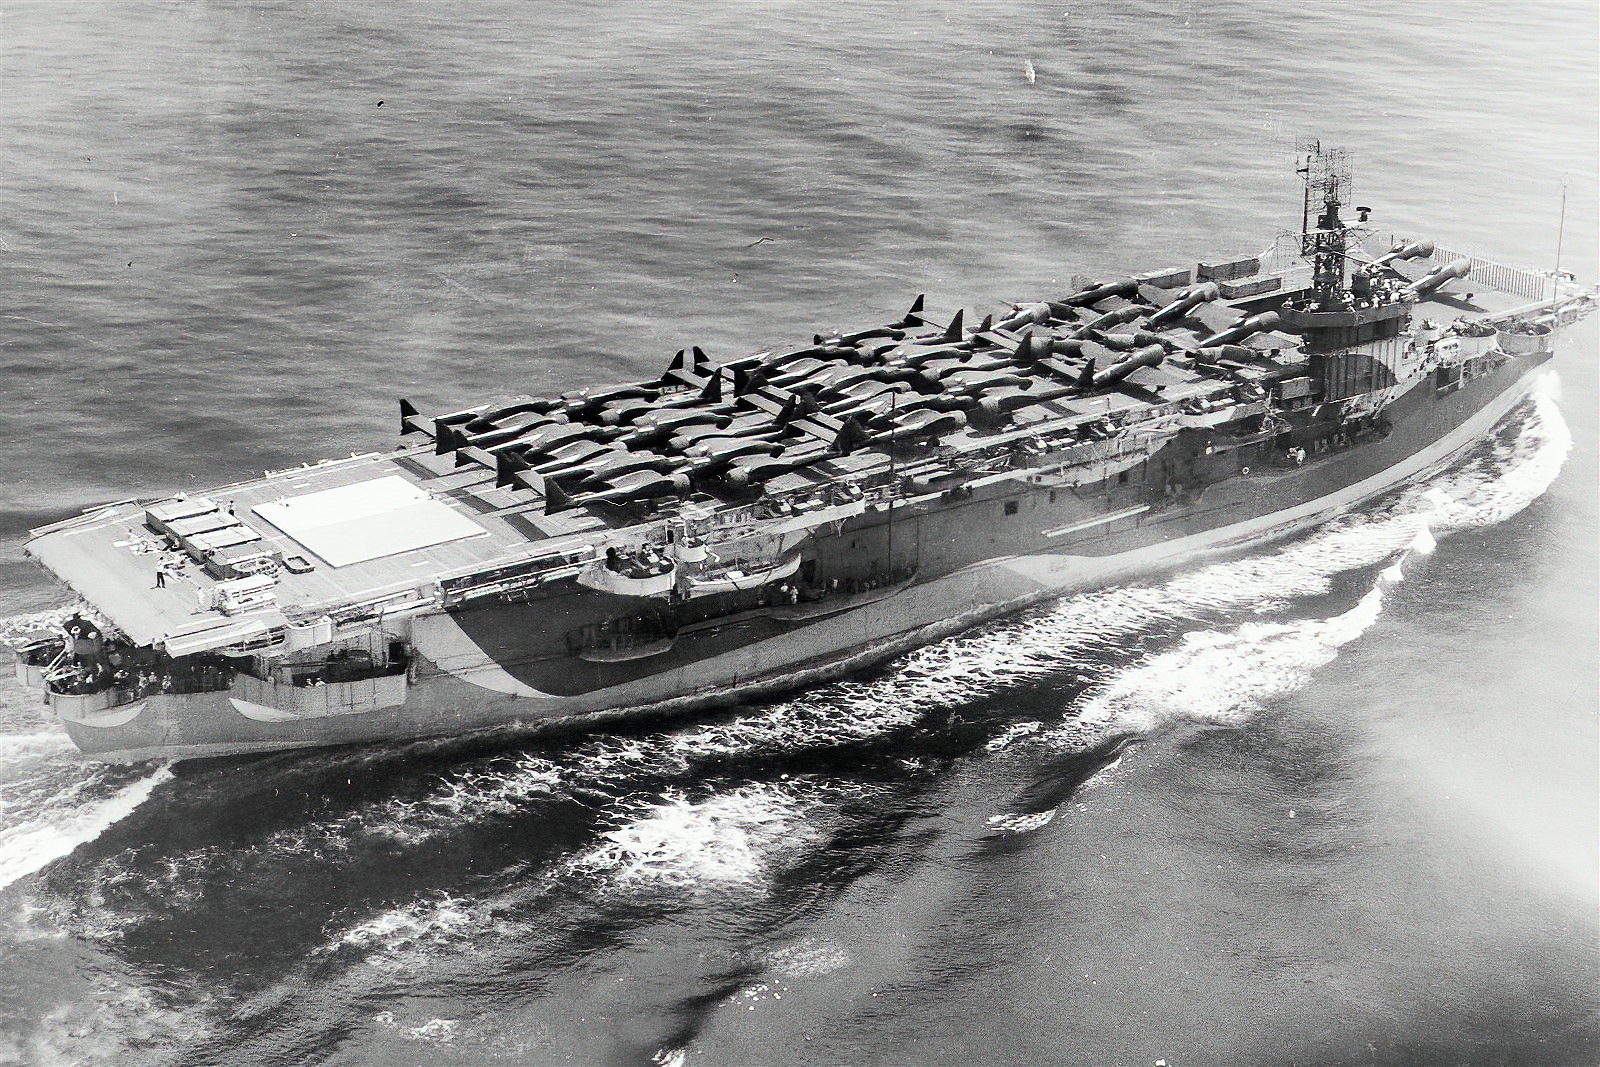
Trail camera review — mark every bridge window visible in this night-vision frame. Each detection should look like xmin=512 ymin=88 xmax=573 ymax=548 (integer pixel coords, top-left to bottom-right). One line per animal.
xmin=1004 ymin=500 xmax=1019 ymax=516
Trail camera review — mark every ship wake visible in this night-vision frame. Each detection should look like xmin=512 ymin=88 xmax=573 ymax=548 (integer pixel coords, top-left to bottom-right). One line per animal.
xmin=267 ymin=386 xmax=1570 ymax=938
xmin=0 ymin=387 xmax=1571 ymax=1064
xmin=0 ymin=762 xmax=172 ymax=893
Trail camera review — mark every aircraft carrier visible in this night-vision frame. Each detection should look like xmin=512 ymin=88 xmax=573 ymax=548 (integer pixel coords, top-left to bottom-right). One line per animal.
xmin=11 ymin=145 xmax=1596 ymax=762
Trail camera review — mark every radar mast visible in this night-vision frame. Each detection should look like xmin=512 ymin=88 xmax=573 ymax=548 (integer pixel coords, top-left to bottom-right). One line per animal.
xmin=1297 ymin=140 xmax=1353 ymax=311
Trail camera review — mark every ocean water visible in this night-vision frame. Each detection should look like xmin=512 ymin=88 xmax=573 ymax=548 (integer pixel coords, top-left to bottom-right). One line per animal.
xmin=1 ymin=2 xmax=1596 ymax=1065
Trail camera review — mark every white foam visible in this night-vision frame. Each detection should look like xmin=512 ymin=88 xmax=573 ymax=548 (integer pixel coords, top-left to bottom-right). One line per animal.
xmin=311 ymin=869 xmax=564 ymax=974
xmin=765 ymin=936 xmax=852 ymax=978
xmin=0 ymin=764 xmax=172 ymax=891
xmin=27 ymin=970 xmax=216 ymax=1064
xmin=12 ymin=829 xmax=222 ymax=945
xmin=1410 ymin=524 xmax=1437 ymax=556
xmin=314 ymin=781 xmax=823 ymax=957
xmin=462 ymin=392 xmax=1564 ymax=793
xmin=1073 ymin=585 xmax=1388 ymax=737
xmin=247 ymin=388 xmax=1576 ymax=1009
xmin=986 ymin=721 xmax=1043 ymax=752
xmin=354 ymin=753 xmax=563 ymax=846
xmin=0 ymin=730 xmax=76 ymax=765
xmin=896 ymin=391 xmax=1566 ymax=737
xmin=274 ymin=390 xmax=1571 ymax=842
xmin=335 ymin=893 xmax=483 ymax=953
xmin=370 ymin=1011 xmax=460 ymax=1044
xmin=0 ymin=607 xmax=76 ymax=647
xmin=402 ymin=1018 xmax=458 ymax=1043
xmin=573 ymin=783 xmax=814 ymax=892
xmin=985 ymin=809 xmax=1057 ymax=834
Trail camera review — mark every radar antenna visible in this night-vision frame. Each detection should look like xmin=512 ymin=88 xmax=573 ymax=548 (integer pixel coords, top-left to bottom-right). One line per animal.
xmin=1297 ymin=140 xmax=1353 ymax=311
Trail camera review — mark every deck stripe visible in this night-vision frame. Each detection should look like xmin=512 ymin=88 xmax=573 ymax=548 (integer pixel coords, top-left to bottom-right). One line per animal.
xmin=1042 ymin=504 xmax=1151 ymax=538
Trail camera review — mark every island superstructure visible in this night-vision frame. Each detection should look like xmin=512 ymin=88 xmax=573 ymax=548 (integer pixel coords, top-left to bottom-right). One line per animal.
xmin=12 ymin=145 xmax=1596 ymax=762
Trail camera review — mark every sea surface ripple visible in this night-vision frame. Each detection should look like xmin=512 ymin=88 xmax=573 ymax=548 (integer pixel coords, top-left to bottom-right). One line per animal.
xmin=0 ymin=3 xmax=1594 ymax=1065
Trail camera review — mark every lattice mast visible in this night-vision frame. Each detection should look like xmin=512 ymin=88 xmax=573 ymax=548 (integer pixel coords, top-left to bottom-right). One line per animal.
xmin=1297 ymin=141 xmax=1353 ymax=311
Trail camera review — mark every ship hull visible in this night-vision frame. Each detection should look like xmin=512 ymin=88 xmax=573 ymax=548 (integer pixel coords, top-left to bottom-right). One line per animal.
xmin=59 ymin=350 xmax=1550 ymax=763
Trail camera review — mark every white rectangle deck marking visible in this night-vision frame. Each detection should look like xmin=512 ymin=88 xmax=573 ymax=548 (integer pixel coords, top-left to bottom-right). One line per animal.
xmin=253 ymin=475 xmax=485 ymax=567
xmin=254 ymin=475 xmax=425 ymax=529
xmin=1042 ymin=504 xmax=1151 ymax=539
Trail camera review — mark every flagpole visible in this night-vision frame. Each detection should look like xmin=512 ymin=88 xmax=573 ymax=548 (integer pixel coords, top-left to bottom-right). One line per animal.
xmin=1555 ymin=178 xmax=1568 ymax=279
